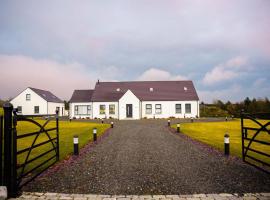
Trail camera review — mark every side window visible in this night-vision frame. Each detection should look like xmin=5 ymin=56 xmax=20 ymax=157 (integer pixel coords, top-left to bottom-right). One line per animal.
xmin=87 ymin=105 xmax=91 ymax=114
xmin=175 ymin=104 xmax=181 ymax=114
xmin=185 ymin=103 xmax=191 ymax=114
xmin=109 ymin=104 xmax=115 ymax=114
xmin=34 ymin=106 xmax=39 ymax=114
xmin=145 ymin=104 xmax=152 ymax=114
xmin=75 ymin=106 xmax=78 ymax=115
xmin=155 ymin=104 xmax=162 ymax=114
xmin=17 ymin=106 xmax=22 ymax=113
xmin=26 ymin=94 xmax=31 ymax=101
xmin=99 ymin=105 xmax=105 ymax=114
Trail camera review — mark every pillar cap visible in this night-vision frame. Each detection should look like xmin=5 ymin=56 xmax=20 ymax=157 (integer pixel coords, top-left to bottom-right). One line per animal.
xmin=3 ymin=102 xmax=13 ymax=109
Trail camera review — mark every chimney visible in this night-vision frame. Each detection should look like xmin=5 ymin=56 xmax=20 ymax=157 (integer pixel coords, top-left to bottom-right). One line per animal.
xmin=149 ymin=87 xmax=153 ymax=92
xmin=97 ymin=79 xmax=100 ymax=84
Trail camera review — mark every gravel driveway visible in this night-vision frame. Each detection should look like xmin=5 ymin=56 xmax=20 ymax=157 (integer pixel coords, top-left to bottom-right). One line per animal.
xmin=24 ymin=120 xmax=270 ymax=194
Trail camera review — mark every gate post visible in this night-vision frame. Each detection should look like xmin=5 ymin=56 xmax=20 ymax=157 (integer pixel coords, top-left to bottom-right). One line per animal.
xmin=3 ymin=103 xmax=17 ymax=197
xmin=240 ymin=110 xmax=245 ymax=162
xmin=0 ymin=115 xmax=3 ymax=185
xmin=56 ymin=110 xmax=60 ymax=161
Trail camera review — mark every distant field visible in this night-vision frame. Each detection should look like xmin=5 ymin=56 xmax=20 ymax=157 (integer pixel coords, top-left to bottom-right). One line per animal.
xmin=16 ymin=119 xmax=110 ymax=174
xmin=172 ymin=119 xmax=270 ymax=164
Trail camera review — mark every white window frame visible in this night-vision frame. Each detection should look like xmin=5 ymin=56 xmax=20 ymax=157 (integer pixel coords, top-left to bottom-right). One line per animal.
xmin=99 ymin=105 xmax=106 ymax=115
xmin=74 ymin=105 xmax=91 ymax=115
xmin=185 ymin=103 xmax=191 ymax=114
xmin=145 ymin=104 xmax=152 ymax=114
xmin=175 ymin=104 xmax=181 ymax=114
xmin=26 ymin=94 xmax=31 ymax=101
xmin=109 ymin=104 xmax=115 ymax=115
xmin=17 ymin=106 xmax=22 ymax=113
xmin=34 ymin=106 xmax=39 ymax=114
xmin=155 ymin=104 xmax=162 ymax=114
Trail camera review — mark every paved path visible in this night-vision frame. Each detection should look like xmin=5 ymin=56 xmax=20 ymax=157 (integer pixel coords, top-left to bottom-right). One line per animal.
xmin=10 ymin=192 xmax=270 ymax=200
xmin=24 ymin=120 xmax=270 ymax=194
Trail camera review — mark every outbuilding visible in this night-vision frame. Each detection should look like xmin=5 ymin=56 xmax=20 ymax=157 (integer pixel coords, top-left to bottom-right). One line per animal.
xmin=10 ymin=87 xmax=65 ymax=116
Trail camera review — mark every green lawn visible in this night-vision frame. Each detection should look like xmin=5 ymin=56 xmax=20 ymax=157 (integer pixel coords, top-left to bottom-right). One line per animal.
xmin=0 ymin=107 xmax=3 ymax=115
xmin=172 ymin=119 xmax=270 ymax=164
xmin=16 ymin=119 xmax=110 ymax=174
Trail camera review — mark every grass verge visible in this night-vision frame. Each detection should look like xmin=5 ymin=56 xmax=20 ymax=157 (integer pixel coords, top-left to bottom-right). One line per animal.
xmin=16 ymin=119 xmax=110 ymax=174
xmin=172 ymin=119 xmax=270 ymax=164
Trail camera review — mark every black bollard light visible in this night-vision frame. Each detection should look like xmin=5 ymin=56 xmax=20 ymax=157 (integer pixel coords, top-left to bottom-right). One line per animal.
xmin=73 ymin=135 xmax=79 ymax=155
xmin=225 ymin=116 xmax=228 ymax=122
xmin=111 ymin=121 xmax=114 ymax=128
xmin=93 ymin=127 xmax=97 ymax=142
xmin=224 ymin=133 xmax=230 ymax=156
xmin=101 ymin=119 xmax=104 ymax=124
xmin=177 ymin=123 xmax=180 ymax=133
xmin=168 ymin=119 xmax=171 ymax=127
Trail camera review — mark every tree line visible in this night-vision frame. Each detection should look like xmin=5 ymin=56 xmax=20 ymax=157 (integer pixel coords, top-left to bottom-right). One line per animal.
xmin=201 ymin=97 xmax=270 ymax=117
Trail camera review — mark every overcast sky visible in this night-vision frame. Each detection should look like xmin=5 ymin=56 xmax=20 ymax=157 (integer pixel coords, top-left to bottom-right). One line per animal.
xmin=1 ymin=0 xmax=270 ymax=103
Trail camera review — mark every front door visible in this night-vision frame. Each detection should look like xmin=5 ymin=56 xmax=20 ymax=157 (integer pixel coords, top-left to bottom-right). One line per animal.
xmin=126 ymin=104 xmax=133 ymax=118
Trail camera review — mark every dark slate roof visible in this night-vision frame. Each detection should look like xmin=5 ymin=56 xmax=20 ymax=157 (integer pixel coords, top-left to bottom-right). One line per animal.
xmin=91 ymin=81 xmax=199 ymax=101
xmin=29 ymin=87 xmax=63 ymax=103
xmin=69 ymin=90 xmax=94 ymax=102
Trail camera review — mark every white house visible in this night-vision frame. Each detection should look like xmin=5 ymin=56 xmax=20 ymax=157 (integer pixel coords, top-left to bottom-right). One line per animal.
xmin=69 ymin=81 xmax=199 ymax=120
xmin=10 ymin=87 xmax=65 ymax=116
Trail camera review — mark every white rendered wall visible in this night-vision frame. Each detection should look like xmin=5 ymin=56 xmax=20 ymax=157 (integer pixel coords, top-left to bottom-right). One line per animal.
xmin=70 ymin=102 xmax=93 ymax=119
xmin=141 ymin=101 xmax=199 ymax=119
xmin=92 ymin=102 xmax=118 ymax=119
xmin=119 ymin=90 xmax=140 ymax=120
xmin=48 ymin=102 xmax=65 ymax=116
xmin=10 ymin=88 xmax=47 ymax=115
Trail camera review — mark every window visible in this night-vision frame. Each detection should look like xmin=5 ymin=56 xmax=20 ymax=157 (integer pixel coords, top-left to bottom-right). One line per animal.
xmin=185 ymin=103 xmax=191 ymax=113
xmin=175 ymin=104 xmax=181 ymax=114
xmin=26 ymin=94 xmax=31 ymax=101
xmin=17 ymin=106 xmax=22 ymax=113
xmin=109 ymin=104 xmax=115 ymax=114
xmin=145 ymin=104 xmax=152 ymax=114
xmin=99 ymin=105 xmax=105 ymax=115
xmin=34 ymin=106 xmax=39 ymax=114
xmin=155 ymin=104 xmax=162 ymax=114
xmin=87 ymin=105 xmax=91 ymax=114
xmin=56 ymin=107 xmax=60 ymax=113
xmin=74 ymin=105 xmax=91 ymax=115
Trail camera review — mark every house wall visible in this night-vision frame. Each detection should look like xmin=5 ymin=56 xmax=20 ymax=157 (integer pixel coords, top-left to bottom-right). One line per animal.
xmin=141 ymin=100 xmax=199 ymax=119
xmin=119 ymin=90 xmax=140 ymax=120
xmin=10 ymin=88 xmax=47 ymax=115
xmin=70 ymin=102 xmax=93 ymax=119
xmin=48 ymin=102 xmax=65 ymax=116
xmin=92 ymin=102 xmax=118 ymax=119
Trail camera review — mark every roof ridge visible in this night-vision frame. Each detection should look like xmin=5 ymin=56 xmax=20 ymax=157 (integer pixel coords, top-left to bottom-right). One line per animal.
xmin=29 ymin=87 xmax=63 ymax=103
xmin=97 ymin=80 xmax=192 ymax=83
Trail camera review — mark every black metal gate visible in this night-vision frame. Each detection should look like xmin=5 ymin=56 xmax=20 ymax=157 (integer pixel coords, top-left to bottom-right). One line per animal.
xmin=241 ymin=111 xmax=270 ymax=174
xmin=0 ymin=103 xmax=59 ymax=197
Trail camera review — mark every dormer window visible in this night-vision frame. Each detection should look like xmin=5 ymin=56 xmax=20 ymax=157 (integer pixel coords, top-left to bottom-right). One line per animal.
xmin=26 ymin=94 xmax=31 ymax=101
xmin=149 ymin=87 xmax=153 ymax=92
xmin=184 ymin=87 xmax=187 ymax=91
xmin=116 ymin=88 xmax=120 ymax=92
